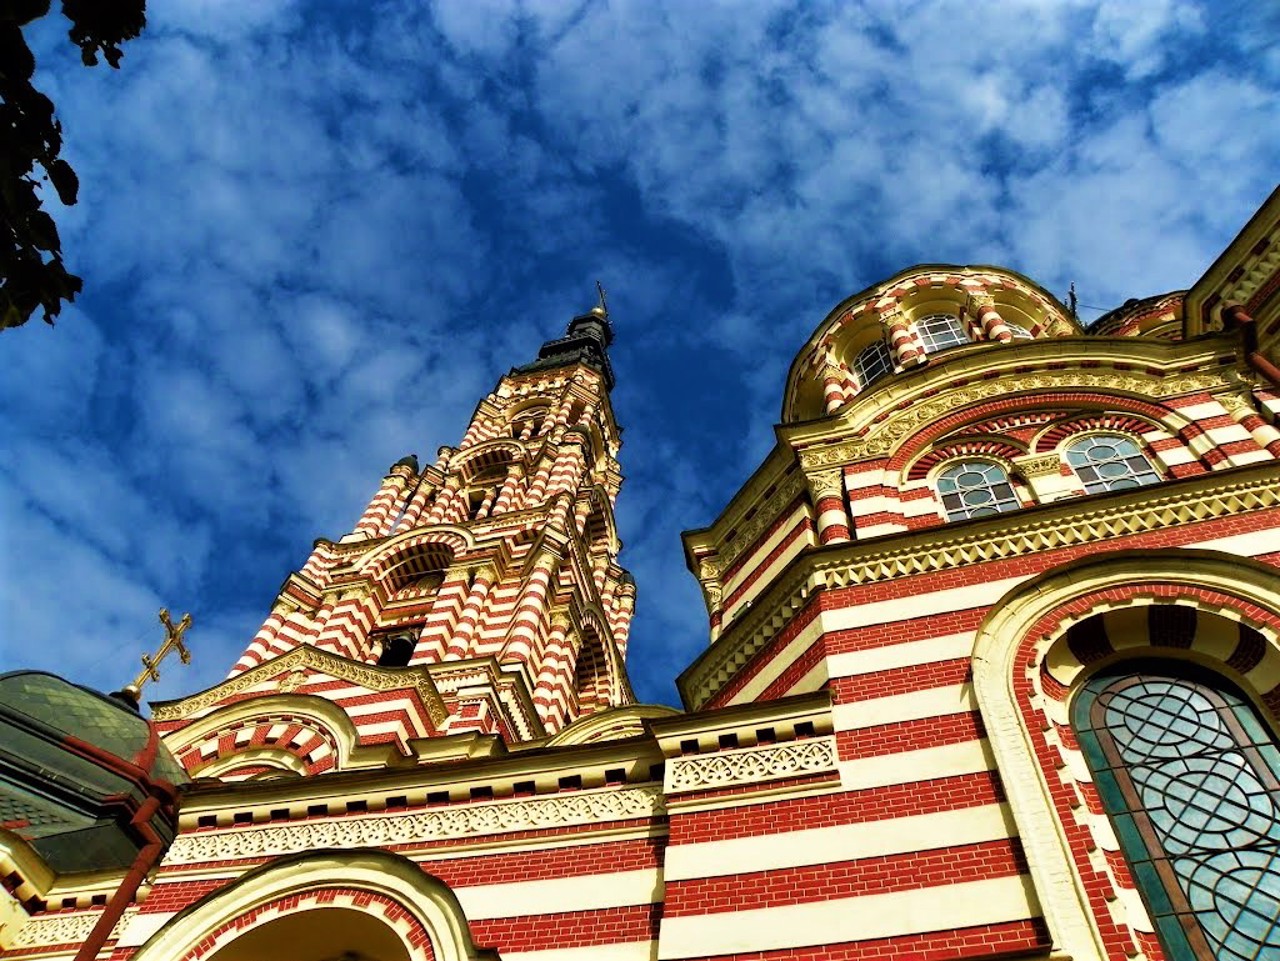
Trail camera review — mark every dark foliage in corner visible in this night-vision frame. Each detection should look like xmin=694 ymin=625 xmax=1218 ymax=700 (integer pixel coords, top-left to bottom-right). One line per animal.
xmin=1 ymin=0 xmax=146 ymax=331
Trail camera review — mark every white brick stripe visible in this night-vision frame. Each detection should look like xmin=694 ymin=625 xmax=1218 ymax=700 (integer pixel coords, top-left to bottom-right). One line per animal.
xmin=664 ymin=802 xmax=1014 ymax=881
xmin=656 ymin=873 xmax=1038 ymax=958
xmin=832 ymin=683 xmax=975 ymax=730
xmin=455 ymin=868 xmax=661 ymax=920
xmin=837 ymin=738 xmax=995 ymax=791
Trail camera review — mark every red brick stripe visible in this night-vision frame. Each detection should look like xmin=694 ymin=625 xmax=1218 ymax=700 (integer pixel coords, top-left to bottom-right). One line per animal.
xmin=664 ymin=839 xmax=1027 ymax=917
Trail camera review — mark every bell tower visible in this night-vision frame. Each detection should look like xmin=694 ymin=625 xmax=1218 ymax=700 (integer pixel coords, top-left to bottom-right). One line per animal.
xmin=153 ymin=303 xmax=636 ymax=776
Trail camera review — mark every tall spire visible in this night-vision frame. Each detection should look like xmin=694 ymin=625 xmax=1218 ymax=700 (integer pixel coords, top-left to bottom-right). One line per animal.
xmin=514 ymin=286 xmax=616 ymax=388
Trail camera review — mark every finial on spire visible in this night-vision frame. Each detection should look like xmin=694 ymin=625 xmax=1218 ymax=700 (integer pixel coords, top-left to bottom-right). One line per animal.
xmin=594 ymin=280 xmax=609 ymax=319
xmin=117 ymin=608 xmax=193 ymax=707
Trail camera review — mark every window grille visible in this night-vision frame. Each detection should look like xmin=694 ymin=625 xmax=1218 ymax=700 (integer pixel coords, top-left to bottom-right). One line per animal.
xmin=1074 ymin=664 xmax=1280 ymax=960
xmin=1066 ymin=433 xmax=1161 ymax=493
xmin=913 ymin=313 xmax=969 ymax=352
xmin=934 ymin=460 xmax=1020 ymax=521
xmin=853 ymin=340 xmax=893 ymax=388
xmin=1007 ymin=323 xmax=1033 ymax=339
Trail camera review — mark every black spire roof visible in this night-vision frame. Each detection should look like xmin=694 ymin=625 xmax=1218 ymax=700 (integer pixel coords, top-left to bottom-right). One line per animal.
xmin=514 ymin=305 xmax=616 ymax=389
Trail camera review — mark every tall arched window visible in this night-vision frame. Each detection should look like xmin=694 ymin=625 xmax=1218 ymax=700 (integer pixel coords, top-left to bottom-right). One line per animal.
xmin=1065 ymin=433 xmax=1162 ymax=493
xmin=1073 ymin=663 xmax=1280 ymax=960
xmin=853 ymin=340 xmax=893 ymax=388
xmin=913 ymin=313 xmax=969 ymax=352
xmin=934 ymin=460 xmax=1021 ymax=521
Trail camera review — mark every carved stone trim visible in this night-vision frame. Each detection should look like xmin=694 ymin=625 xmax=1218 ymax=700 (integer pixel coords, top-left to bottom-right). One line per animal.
xmin=807 ymin=469 xmax=845 ymax=500
xmin=664 ymin=737 xmax=837 ymax=794
xmin=797 ymin=366 xmax=1253 ymax=469
xmin=682 ymin=469 xmax=1280 ymax=710
xmin=152 ymin=645 xmax=447 ymax=727
xmin=162 ymin=786 xmax=665 ymax=864
xmin=9 ymin=908 xmax=135 ymax=949
xmin=718 ymin=471 xmax=807 ymax=568
xmin=1015 ymin=453 xmax=1064 ymax=477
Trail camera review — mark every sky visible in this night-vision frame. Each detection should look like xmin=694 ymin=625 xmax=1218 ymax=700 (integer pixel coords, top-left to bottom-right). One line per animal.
xmin=2 ymin=0 xmax=1278 ymax=710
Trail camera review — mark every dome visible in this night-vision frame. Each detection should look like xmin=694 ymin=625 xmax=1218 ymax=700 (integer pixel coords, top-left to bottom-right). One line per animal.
xmin=782 ymin=265 xmax=1080 ymax=423
xmin=0 ymin=672 xmax=187 ymax=876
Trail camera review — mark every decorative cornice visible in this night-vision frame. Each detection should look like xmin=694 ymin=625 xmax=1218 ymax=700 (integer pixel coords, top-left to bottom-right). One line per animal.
xmin=163 ymin=785 xmax=665 ymax=864
xmin=665 ymin=736 xmax=838 ymax=794
xmin=9 ymin=908 xmax=135 ymax=949
xmin=152 ymin=645 xmax=448 ymax=727
xmin=797 ymin=366 xmax=1251 ymax=469
xmin=716 ymin=470 xmax=807 ymax=569
xmin=806 ymin=469 xmax=844 ymax=499
xmin=1015 ymin=453 xmax=1064 ymax=477
xmin=680 ymin=465 xmax=1280 ymax=710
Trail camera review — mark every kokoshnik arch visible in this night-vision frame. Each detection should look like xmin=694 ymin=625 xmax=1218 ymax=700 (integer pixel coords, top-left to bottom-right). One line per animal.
xmin=4 ymin=188 xmax=1280 ymax=961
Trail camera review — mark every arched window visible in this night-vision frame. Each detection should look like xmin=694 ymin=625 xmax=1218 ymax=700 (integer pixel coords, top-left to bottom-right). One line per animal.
xmin=913 ymin=313 xmax=969 ymax=352
xmin=1066 ymin=433 xmax=1161 ymax=493
xmin=1007 ymin=323 xmax=1034 ymax=339
xmin=934 ymin=460 xmax=1021 ymax=521
xmin=853 ymin=340 xmax=893 ymax=388
xmin=1074 ymin=663 xmax=1280 ymax=960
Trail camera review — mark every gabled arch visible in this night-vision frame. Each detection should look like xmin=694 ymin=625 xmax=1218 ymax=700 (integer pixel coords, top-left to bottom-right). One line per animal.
xmin=905 ymin=436 xmax=1028 ymax=481
xmin=972 ymin=549 xmax=1280 ymax=961
xmin=884 ymin=388 xmax=1197 ymax=474
xmin=360 ymin=527 xmax=473 ymax=590
xmin=546 ymin=703 xmax=680 ymax=746
xmin=452 ymin=439 xmax=526 ymax=479
xmin=162 ymin=694 xmax=362 ymax=778
xmin=128 ymin=849 xmax=497 ymax=961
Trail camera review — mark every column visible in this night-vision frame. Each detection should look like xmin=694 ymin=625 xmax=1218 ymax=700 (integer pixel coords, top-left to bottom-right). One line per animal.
xmin=883 ymin=308 xmax=924 ymax=367
xmin=413 ymin=565 xmax=472 ymax=663
xmin=533 ymin=614 xmax=576 ymax=731
xmin=969 ymin=292 xmax=1013 ymax=342
xmin=809 ymin=469 xmax=851 ymax=544
xmin=352 ymin=461 xmax=415 ymax=539
xmin=446 ymin=564 xmax=498 ymax=660
xmin=500 ymin=553 xmax=559 ymax=670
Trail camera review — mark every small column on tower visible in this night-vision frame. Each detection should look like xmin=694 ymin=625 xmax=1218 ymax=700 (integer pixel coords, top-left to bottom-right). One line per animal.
xmin=351 ymin=455 xmax=418 ymax=540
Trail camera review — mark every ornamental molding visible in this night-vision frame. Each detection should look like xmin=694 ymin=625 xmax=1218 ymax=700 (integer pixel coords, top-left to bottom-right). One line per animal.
xmin=797 ymin=366 xmax=1252 ymax=470
xmin=163 ymin=785 xmax=665 ymax=865
xmin=152 ymin=644 xmax=448 ymax=727
xmin=966 ymin=292 xmax=996 ymax=313
xmin=716 ymin=471 xmax=807 ymax=568
xmin=665 ymin=737 xmax=838 ymax=794
xmin=681 ymin=468 xmax=1280 ymax=710
xmin=806 ymin=469 xmax=845 ymax=499
xmin=9 ymin=908 xmax=135 ymax=949
xmin=1015 ymin=453 xmax=1064 ymax=477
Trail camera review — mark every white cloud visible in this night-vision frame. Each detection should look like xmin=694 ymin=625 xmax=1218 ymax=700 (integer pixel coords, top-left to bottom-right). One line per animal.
xmin=2 ymin=0 xmax=1276 ymax=709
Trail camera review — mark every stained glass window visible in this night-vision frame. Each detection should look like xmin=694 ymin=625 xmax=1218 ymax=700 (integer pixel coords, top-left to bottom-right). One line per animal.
xmin=1065 ymin=433 xmax=1161 ymax=493
xmin=853 ymin=340 xmax=893 ymax=388
xmin=914 ymin=313 xmax=969 ymax=352
xmin=934 ymin=460 xmax=1021 ymax=521
xmin=1073 ymin=664 xmax=1280 ymax=960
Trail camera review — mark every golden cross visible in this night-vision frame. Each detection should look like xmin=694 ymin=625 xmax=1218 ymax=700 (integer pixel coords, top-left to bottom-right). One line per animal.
xmin=130 ymin=608 xmax=193 ymax=694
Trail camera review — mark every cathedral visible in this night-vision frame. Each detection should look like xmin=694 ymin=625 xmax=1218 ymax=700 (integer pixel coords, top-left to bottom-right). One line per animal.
xmin=3 ymin=186 xmax=1280 ymax=961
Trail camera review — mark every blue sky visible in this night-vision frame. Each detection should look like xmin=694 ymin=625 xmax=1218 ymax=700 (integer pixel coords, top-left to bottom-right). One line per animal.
xmin=2 ymin=0 xmax=1278 ymax=709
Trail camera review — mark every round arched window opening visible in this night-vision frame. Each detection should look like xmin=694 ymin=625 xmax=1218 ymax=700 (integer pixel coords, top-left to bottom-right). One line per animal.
xmin=934 ymin=460 xmax=1021 ymax=521
xmin=913 ymin=313 xmax=969 ymax=352
xmin=1065 ymin=433 xmax=1161 ymax=493
xmin=1073 ymin=661 xmax=1280 ymax=960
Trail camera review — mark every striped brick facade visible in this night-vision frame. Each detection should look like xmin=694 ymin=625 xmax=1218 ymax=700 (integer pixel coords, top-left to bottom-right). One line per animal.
xmin=7 ymin=192 xmax=1280 ymax=961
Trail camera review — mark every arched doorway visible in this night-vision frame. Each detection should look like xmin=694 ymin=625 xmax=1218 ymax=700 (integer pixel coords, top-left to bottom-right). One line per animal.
xmin=210 ymin=907 xmax=411 ymax=961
